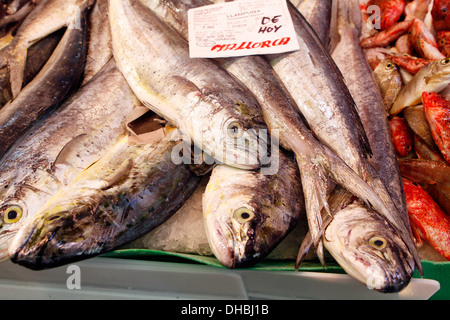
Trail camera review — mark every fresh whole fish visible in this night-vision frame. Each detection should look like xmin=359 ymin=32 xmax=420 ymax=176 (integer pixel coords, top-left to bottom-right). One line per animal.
xmin=265 ymin=1 xmax=424 ymax=269
xmin=323 ymin=199 xmax=416 ymax=293
xmin=9 ymin=124 xmax=200 ymax=270
xmin=0 ymin=60 xmax=141 ymax=261
xmin=373 ymin=58 xmax=403 ymax=110
xmin=403 ymin=178 xmax=450 ymax=260
xmin=390 ymin=57 xmax=450 ymax=115
xmin=331 ymin=0 xmax=422 ymax=275
xmin=109 ymin=0 xmax=269 ymax=170
xmin=203 ymin=150 xmax=305 ymax=268
xmin=405 ymin=0 xmax=432 ymax=21
xmin=390 ymin=116 xmax=414 ymax=157
xmin=145 ymin=0 xmax=410 ymax=264
xmin=422 ymin=91 xmax=450 ymax=163
xmin=0 ymin=3 xmax=89 ymax=160
xmin=0 ymin=0 xmax=95 ymax=99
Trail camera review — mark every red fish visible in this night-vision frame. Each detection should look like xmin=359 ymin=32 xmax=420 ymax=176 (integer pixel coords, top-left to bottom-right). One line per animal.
xmin=390 ymin=116 xmax=414 ymax=156
xmin=360 ymin=20 xmax=414 ymax=48
xmin=403 ymin=178 xmax=450 ymax=260
xmin=422 ymin=91 xmax=450 ymax=163
xmin=432 ymin=0 xmax=450 ymax=32
xmin=437 ymin=31 xmax=450 ymax=57
xmin=409 ymin=18 xmax=446 ymax=60
xmin=368 ymin=0 xmax=405 ymax=30
xmin=388 ymin=53 xmax=431 ymax=74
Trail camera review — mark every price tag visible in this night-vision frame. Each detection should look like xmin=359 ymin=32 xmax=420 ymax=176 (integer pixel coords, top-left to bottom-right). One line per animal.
xmin=187 ymin=0 xmax=299 ymax=58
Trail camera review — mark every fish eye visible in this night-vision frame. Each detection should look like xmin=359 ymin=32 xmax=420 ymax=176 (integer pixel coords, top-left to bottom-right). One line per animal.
xmin=233 ymin=207 xmax=255 ymax=223
xmin=369 ymin=236 xmax=387 ymax=250
xmin=3 ymin=205 xmax=23 ymax=224
xmin=441 ymin=58 xmax=450 ymax=65
xmin=227 ymin=121 xmax=243 ymax=139
xmin=385 ymin=62 xmax=395 ymax=70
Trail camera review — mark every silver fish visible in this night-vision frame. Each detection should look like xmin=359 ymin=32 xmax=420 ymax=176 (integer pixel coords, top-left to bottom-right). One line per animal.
xmin=203 ymin=150 xmax=305 ymax=268
xmin=0 ymin=60 xmax=141 ymax=261
xmin=373 ymin=58 xmax=403 ymax=112
xmin=330 ymin=0 xmax=422 ymax=276
xmin=9 ymin=126 xmax=200 ymax=270
xmin=0 ymin=0 xmax=96 ymax=98
xmin=109 ymin=0 xmax=269 ymax=170
xmin=294 ymin=0 xmax=332 ymax=50
xmin=144 ymin=0 xmax=402 ymax=266
xmin=0 ymin=2 xmax=90 ymax=159
xmin=323 ymin=200 xmax=415 ymax=293
xmin=390 ymin=57 xmax=450 ymax=115
xmin=82 ymin=0 xmax=112 ymax=85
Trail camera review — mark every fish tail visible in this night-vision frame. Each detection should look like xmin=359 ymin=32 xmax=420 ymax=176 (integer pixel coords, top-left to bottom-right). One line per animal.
xmin=297 ymin=159 xmax=330 ymax=266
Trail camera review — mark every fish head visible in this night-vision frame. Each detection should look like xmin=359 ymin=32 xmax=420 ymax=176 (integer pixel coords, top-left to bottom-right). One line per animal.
xmin=8 ymin=191 xmax=113 ymax=269
xmin=323 ymin=202 xmax=415 ymax=293
xmin=0 ymin=173 xmax=57 ymax=261
xmin=190 ymin=96 xmax=270 ymax=170
xmin=203 ymin=164 xmax=302 ymax=268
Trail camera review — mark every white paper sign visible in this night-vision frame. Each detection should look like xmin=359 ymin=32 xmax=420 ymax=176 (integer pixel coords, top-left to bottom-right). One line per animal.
xmin=187 ymin=0 xmax=299 ymax=58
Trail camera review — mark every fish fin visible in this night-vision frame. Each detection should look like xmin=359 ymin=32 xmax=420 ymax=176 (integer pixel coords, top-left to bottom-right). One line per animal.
xmin=296 ymin=231 xmax=314 ymax=270
xmin=297 ymin=159 xmax=330 ymax=257
xmin=99 ymin=159 xmax=133 ymax=190
xmin=8 ymin=44 xmax=27 ymax=99
xmin=51 ymin=134 xmax=89 ymax=171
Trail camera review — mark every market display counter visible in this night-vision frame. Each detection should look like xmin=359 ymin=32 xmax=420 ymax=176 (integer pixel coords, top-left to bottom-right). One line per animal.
xmin=0 ymin=250 xmax=442 ymax=300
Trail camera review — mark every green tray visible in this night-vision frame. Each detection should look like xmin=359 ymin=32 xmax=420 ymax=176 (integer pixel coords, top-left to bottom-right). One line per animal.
xmin=102 ymin=249 xmax=449 ymax=300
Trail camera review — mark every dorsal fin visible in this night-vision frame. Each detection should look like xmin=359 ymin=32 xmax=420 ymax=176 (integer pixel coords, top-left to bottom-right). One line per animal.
xmin=51 ymin=133 xmax=88 ymax=171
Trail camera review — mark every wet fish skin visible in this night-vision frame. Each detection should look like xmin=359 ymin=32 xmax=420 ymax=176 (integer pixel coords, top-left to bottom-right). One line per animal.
xmin=0 ymin=60 xmax=140 ymax=261
xmin=403 ymin=178 xmax=450 ymax=260
xmin=332 ymin=0 xmax=422 ymax=275
xmin=146 ymin=0 xmax=405 ymax=265
xmin=403 ymin=104 xmax=435 ymax=147
xmin=360 ymin=20 xmax=413 ymax=48
xmin=437 ymin=31 xmax=450 ymax=57
xmin=109 ymin=0 xmax=269 ymax=170
xmin=295 ymin=0 xmax=332 ymax=50
xmin=0 ymin=0 xmax=95 ymax=98
xmin=390 ymin=57 xmax=450 ymax=115
xmin=388 ymin=54 xmax=431 ymax=75
xmin=409 ymin=17 xmax=446 ymax=60
xmin=0 ymin=4 xmax=89 ymax=160
xmin=82 ymin=0 xmax=112 ymax=85
xmin=422 ymin=91 xmax=450 ymax=163
xmin=0 ymin=28 xmax=64 ymax=108
xmin=390 ymin=116 xmax=414 ymax=157
xmin=9 ymin=130 xmax=201 ymax=270
xmin=368 ymin=0 xmax=405 ymax=30
xmin=203 ymin=150 xmax=305 ymax=269
xmin=323 ymin=200 xmax=415 ymax=293
xmin=373 ymin=58 xmax=403 ymax=110
xmin=432 ymin=0 xmax=450 ymax=32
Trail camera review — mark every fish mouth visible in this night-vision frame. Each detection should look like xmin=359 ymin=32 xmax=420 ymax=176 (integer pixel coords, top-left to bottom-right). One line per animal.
xmin=10 ymin=210 xmax=103 ymax=270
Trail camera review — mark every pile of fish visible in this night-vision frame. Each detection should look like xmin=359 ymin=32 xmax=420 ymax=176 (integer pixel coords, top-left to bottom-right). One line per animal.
xmin=0 ymin=0 xmax=447 ymax=294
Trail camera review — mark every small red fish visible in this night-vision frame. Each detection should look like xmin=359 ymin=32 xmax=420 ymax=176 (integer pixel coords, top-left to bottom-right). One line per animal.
xmin=432 ymin=0 xmax=450 ymax=32
xmin=388 ymin=53 xmax=431 ymax=74
xmin=368 ymin=0 xmax=405 ymax=30
xmin=360 ymin=20 xmax=414 ymax=48
xmin=437 ymin=31 xmax=450 ymax=57
xmin=409 ymin=18 xmax=446 ymax=60
xmin=422 ymin=91 xmax=450 ymax=163
xmin=403 ymin=178 xmax=450 ymax=260
xmin=390 ymin=116 xmax=414 ymax=156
